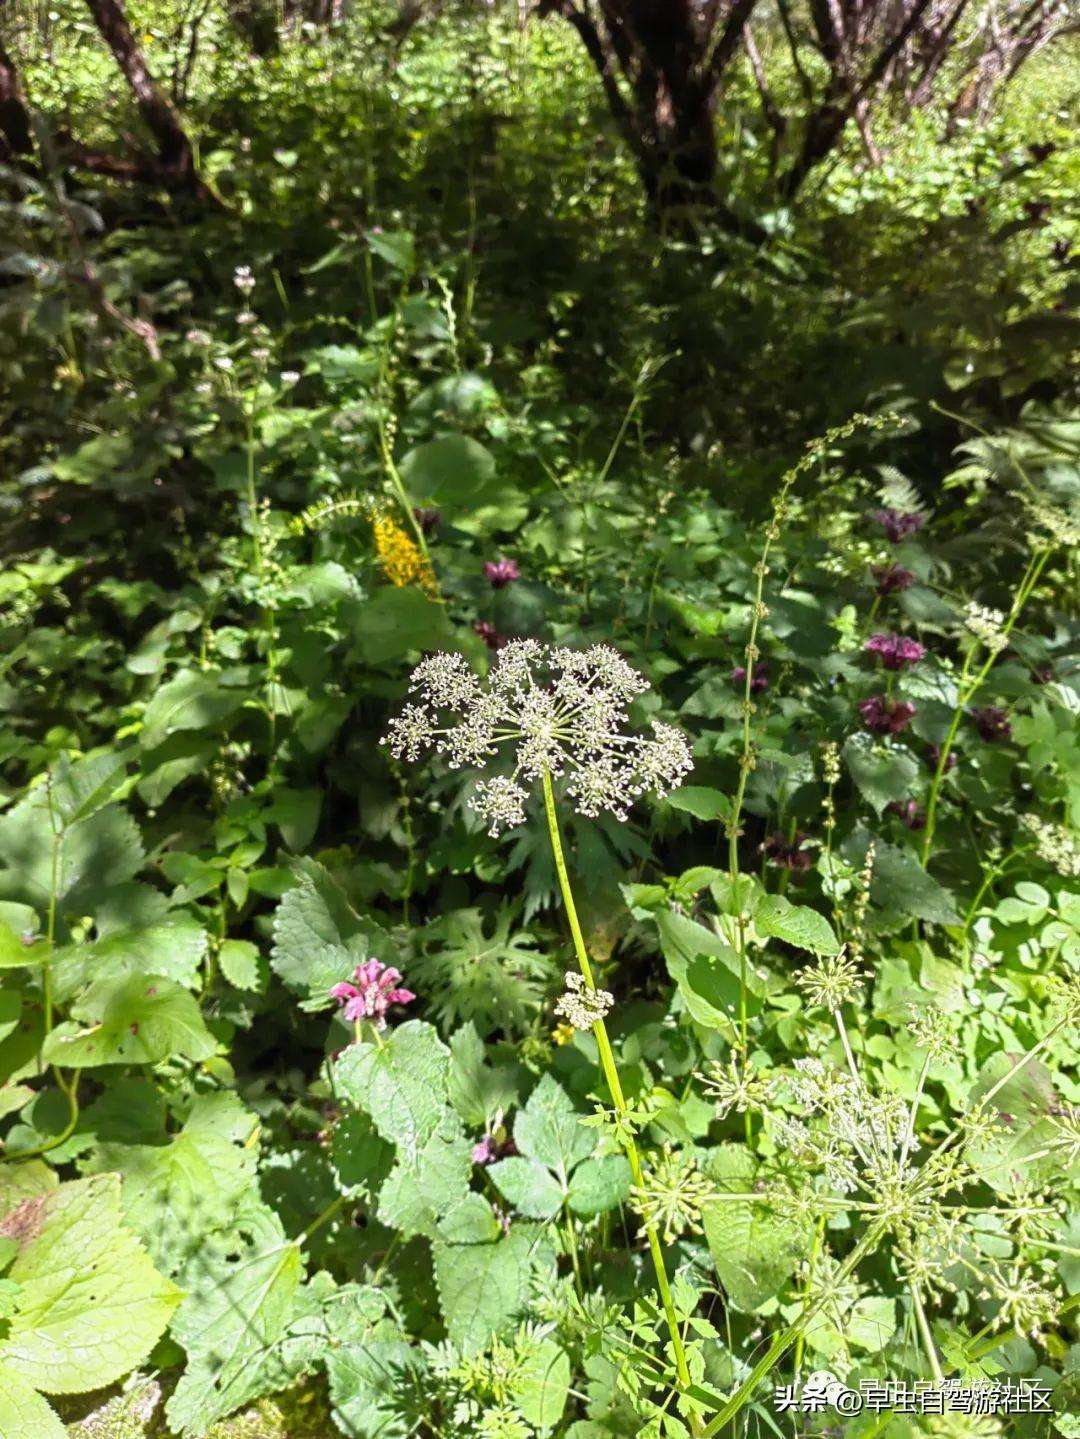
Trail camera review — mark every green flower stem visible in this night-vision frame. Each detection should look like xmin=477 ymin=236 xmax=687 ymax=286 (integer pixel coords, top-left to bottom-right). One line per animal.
xmin=700 ymin=1217 xmax=890 ymax=1436
xmin=910 ymin=1281 xmax=945 ymax=1383
xmin=540 ymin=771 xmax=696 ymax=1410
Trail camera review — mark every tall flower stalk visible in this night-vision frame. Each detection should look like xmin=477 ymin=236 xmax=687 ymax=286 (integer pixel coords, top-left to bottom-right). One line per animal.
xmin=384 ymin=640 xmax=699 ymax=1418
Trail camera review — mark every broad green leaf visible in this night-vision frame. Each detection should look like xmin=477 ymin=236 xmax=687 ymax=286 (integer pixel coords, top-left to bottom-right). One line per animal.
xmin=702 ymin=1146 xmax=806 ymax=1312
xmin=566 ymin=1155 xmax=632 ymax=1216
xmin=447 ymin=1021 xmax=519 ymax=1128
xmin=436 ymin=1193 xmax=502 ymax=1244
xmin=843 ymin=829 xmax=960 ymax=927
xmin=376 ymin=1117 xmax=472 ymax=1238
xmin=511 ymin=1339 xmax=571 ymax=1433
xmin=488 ymin=1156 xmax=565 ymax=1220
xmin=0 ymin=922 xmax=34 ymax=970
xmin=41 ymin=975 xmax=216 ymax=1068
xmin=665 ymin=786 xmax=731 ymax=822
xmin=0 ymin=1174 xmax=180 ymax=1393
xmin=0 ymin=1163 xmax=57 ymax=1222
xmin=52 ymin=919 xmax=208 ymax=1000
xmin=218 ymin=939 xmax=263 ymax=991
xmin=139 ymin=670 xmax=244 ymax=751
xmin=0 ymin=793 xmax=143 ymax=923
xmin=754 ymin=893 xmax=840 ymax=956
xmin=166 ymin=1206 xmax=304 ymax=1437
xmin=433 ymin=1224 xmax=540 ymax=1354
xmin=327 ymin=1335 xmax=422 ymax=1439
xmin=842 ymin=735 xmax=920 ymax=814
xmin=0 ymin=1362 xmax=65 ymax=1439
xmin=353 ymin=586 xmax=456 ymax=666
xmin=656 ymin=910 xmax=763 ymax=1031
xmin=84 ymin=1093 xmax=259 ymax=1273
xmin=271 ymin=857 xmax=393 ymax=1004
xmin=336 ymin=1021 xmax=451 ymax=1151
xmin=398 ymin=434 xmax=496 ymax=507
xmin=513 ymin=1075 xmax=593 ymax=1183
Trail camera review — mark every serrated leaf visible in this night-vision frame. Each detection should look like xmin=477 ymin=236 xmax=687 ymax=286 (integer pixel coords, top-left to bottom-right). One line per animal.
xmin=510 ymin=1338 xmax=570 ymax=1433
xmin=755 ymin=893 xmax=840 ymax=956
xmin=42 ymin=975 xmax=216 ymax=1068
xmin=566 ymin=1155 xmax=632 ymax=1216
xmin=218 ymin=939 xmax=264 ymax=991
xmin=52 ymin=919 xmax=209 ymax=1001
xmin=0 ymin=1362 xmax=65 ymax=1439
xmin=335 ymin=1021 xmax=451 ymax=1151
xmin=377 ymin=1116 xmax=472 ymax=1238
xmin=513 ymin=1075 xmax=593 ymax=1183
xmin=488 ymin=1156 xmax=565 ymax=1220
xmin=702 ymin=1146 xmax=806 ymax=1312
xmin=0 ymin=1174 xmax=180 ymax=1394
xmin=447 ymin=1021 xmax=519 ymax=1128
xmin=0 ymin=793 xmax=143 ymax=925
xmin=166 ymin=1206 xmax=304 ymax=1437
xmin=433 ymin=1225 xmax=539 ymax=1354
xmin=842 ymin=735 xmax=920 ymax=814
xmin=270 ymin=857 xmax=392 ymax=1004
xmin=0 ymin=1164 xmax=56 ymax=1223
xmin=139 ymin=669 xmax=244 ymax=751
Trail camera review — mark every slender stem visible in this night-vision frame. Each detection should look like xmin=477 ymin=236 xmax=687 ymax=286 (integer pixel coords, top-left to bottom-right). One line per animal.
xmin=297 ymin=1192 xmax=349 ymax=1248
xmin=900 ymin=1052 xmax=931 ymax=1168
xmin=910 ymin=1281 xmax=944 ymax=1383
xmin=540 ymin=771 xmax=697 ymax=1413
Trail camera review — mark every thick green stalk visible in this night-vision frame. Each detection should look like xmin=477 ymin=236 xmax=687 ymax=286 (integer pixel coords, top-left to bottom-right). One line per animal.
xmin=540 ymin=772 xmax=697 ymax=1412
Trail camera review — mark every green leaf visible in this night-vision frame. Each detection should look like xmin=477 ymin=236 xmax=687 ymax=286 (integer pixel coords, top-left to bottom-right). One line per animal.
xmin=327 ymin=1334 xmax=422 ymax=1439
xmin=218 ymin=939 xmax=264 ymax=991
xmin=511 ymin=1339 xmax=570 ymax=1433
xmin=0 ymin=1164 xmax=56 ymax=1223
xmin=436 ymin=1193 xmax=502 ymax=1245
xmin=447 ymin=1021 xmax=519 ymax=1128
xmin=268 ymin=788 xmax=322 ymax=851
xmin=41 ymin=975 xmax=216 ymax=1068
xmin=665 ymin=786 xmax=731 ymax=822
xmin=0 ymin=792 xmax=144 ymax=923
xmin=513 ymin=1075 xmax=593 ymax=1183
xmin=566 ymin=1155 xmax=632 ymax=1216
xmin=488 ymin=1156 xmax=565 ymax=1220
xmin=702 ymin=1147 xmax=806 ymax=1312
xmin=270 ymin=857 xmax=393 ymax=1005
xmin=0 ymin=1362 xmax=65 ymax=1439
xmin=0 ymin=922 xmax=32 ymax=970
xmin=336 ymin=1021 xmax=452 ymax=1151
xmin=376 ymin=1117 xmax=472 ymax=1238
xmin=353 ymin=586 xmax=456 ymax=666
xmin=843 ymin=829 xmax=960 ymax=927
xmin=0 ymin=1174 xmax=180 ymax=1393
xmin=754 ymin=893 xmax=840 ymax=956
xmin=842 ymin=735 xmax=920 ymax=814
xmin=655 ymin=911 xmax=763 ymax=1032
xmin=398 ymin=434 xmax=496 ymax=508
xmin=84 ymin=1094 xmax=259 ymax=1273
xmin=52 ymin=919 xmax=209 ymax=1000
xmin=139 ymin=669 xmax=244 ymax=751
xmin=433 ymin=1225 xmax=540 ymax=1354
xmin=166 ymin=1206 xmax=304 ymax=1437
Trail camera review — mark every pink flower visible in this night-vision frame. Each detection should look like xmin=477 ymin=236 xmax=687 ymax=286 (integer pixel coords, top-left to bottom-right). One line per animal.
xmin=732 ymin=663 xmax=769 ymax=694
xmin=471 ymin=1134 xmax=517 ymax=1166
xmin=859 ymin=695 xmax=916 ymax=735
xmin=473 ymin=620 xmax=507 ymax=651
xmin=871 ymin=562 xmax=915 ymax=595
xmin=330 ymin=960 xmax=415 ymax=1031
xmin=926 ymin=743 xmax=958 ymax=773
xmin=483 ymin=558 xmax=519 ymax=588
xmin=870 ymin=508 xmax=925 ymax=543
xmin=887 ymin=799 xmax=926 ymax=831
xmin=865 ymin=633 xmax=926 ymax=670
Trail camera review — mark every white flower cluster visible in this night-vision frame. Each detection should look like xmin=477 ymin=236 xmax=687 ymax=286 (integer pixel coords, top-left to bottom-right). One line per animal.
xmin=964 ymin=602 xmax=1008 ymax=653
xmin=554 ymin=972 xmax=613 ymax=1030
xmin=233 ymin=264 xmax=255 ymax=295
xmin=383 ymin=641 xmax=694 ymax=836
xmin=1020 ymin=813 xmax=1080 ymax=878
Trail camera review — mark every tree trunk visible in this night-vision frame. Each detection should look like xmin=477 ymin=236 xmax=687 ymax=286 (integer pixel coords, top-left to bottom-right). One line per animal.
xmin=83 ymin=0 xmax=202 ymax=184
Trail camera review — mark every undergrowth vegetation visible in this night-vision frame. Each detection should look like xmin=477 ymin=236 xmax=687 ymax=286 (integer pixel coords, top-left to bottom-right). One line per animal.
xmin=0 ymin=3 xmax=1077 ymax=1436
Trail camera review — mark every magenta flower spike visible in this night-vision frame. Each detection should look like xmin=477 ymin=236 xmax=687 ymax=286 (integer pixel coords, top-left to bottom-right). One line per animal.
xmin=330 ymin=959 xmax=415 ymax=1031
xmin=865 ymin=633 xmax=926 ymax=671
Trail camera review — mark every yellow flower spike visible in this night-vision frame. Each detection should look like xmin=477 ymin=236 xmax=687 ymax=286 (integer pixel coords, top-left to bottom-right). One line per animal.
xmin=371 ymin=511 xmax=437 ymax=595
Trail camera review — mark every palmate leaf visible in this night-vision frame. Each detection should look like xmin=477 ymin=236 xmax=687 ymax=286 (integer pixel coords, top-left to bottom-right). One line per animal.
xmin=412 ymin=907 xmax=555 ymax=1037
xmin=166 ymin=1205 xmax=305 ymax=1438
xmin=0 ymin=1174 xmax=180 ymax=1395
xmin=41 ymin=974 xmax=216 ymax=1068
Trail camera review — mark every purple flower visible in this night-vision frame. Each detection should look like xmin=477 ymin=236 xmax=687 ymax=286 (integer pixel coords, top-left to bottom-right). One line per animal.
xmin=761 ymin=832 xmax=812 ymax=873
xmin=471 ymin=1134 xmax=517 ymax=1166
xmin=926 ymin=743 xmax=958 ymax=773
xmin=1030 ymin=663 xmax=1053 ymax=685
xmin=970 ymin=706 xmax=1012 ymax=743
xmin=473 ymin=620 xmax=507 ymax=651
xmin=412 ymin=506 xmax=441 ymax=537
xmin=871 ymin=562 xmax=915 ymax=596
xmin=732 ymin=663 xmax=769 ymax=695
xmin=483 ymin=558 xmax=519 ymax=589
xmin=887 ymin=799 xmax=926 ymax=831
xmin=870 ymin=508 xmax=925 ymax=543
xmin=330 ymin=960 xmax=415 ymax=1032
xmin=865 ymin=633 xmax=926 ymax=670
xmin=859 ymin=695 xmax=916 ymax=735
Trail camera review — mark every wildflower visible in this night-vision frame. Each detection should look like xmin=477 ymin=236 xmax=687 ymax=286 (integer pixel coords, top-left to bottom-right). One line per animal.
xmin=1030 ymin=663 xmax=1054 ymax=685
xmin=484 ymin=558 xmax=519 ymax=589
xmin=473 ymin=620 xmax=506 ymax=651
xmin=796 ymin=950 xmax=864 ymax=1011
xmin=871 ymin=561 xmax=915 ymax=595
xmin=552 ymin=1021 xmax=576 ymax=1046
xmin=887 ymin=798 xmax=925 ymax=830
xmin=413 ymin=506 xmax=441 ymax=537
xmin=964 ymin=602 xmax=1008 ymax=654
xmin=554 ymin=971 xmax=613 ymax=1030
xmin=236 ymin=310 xmax=256 ymax=326
xmin=213 ymin=356 xmax=234 ymax=372
xmin=233 ymin=264 xmax=255 ymax=294
xmin=185 ymin=328 xmax=212 ymax=347
xmin=732 ymin=663 xmax=768 ymax=694
xmin=372 ymin=511 xmax=437 ymax=594
xmin=1020 ymin=814 xmax=1080 ymax=877
xmin=383 ymin=642 xmax=694 ymax=836
xmin=628 ymin=1146 xmax=714 ymax=1244
xmin=700 ymin=1055 xmax=775 ymax=1118
xmin=869 ymin=508 xmax=924 ymax=542
xmin=906 ymin=1004 xmax=953 ymax=1058
xmin=251 ymin=346 xmax=270 ymax=364
xmin=865 ymin=633 xmax=926 ymax=670
xmin=859 ymin=695 xmax=916 ymax=735
xmin=471 ymin=1133 xmax=517 ymax=1167
xmin=330 ymin=959 xmax=414 ymax=1031
xmin=970 ymin=705 xmax=1012 ymax=742
xmin=280 ymin=370 xmax=300 ymax=386
xmin=926 ymin=742 xmax=958 ymax=772
xmin=761 ymin=831 xmax=812 ymax=872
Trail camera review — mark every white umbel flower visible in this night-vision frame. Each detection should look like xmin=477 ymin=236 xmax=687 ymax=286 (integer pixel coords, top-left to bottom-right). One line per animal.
xmin=963 ymin=602 xmax=1008 ymax=653
xmin=383 ymin=642 xmax=694 ymax=836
